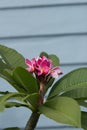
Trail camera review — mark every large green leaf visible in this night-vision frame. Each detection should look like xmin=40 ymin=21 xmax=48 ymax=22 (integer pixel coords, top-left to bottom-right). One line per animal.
xmin=3 ymin=69 xmax=27 ymax=93
xmin=48 ymin=68 xmax=87 ymax=99
xmin=12 ymin=67 xmax=38 ymax=94
xmin=0 ymin=45 xmax=27 ymax=91
xmin=61 ymin=87 xmax=87 ymax=99
xmin=39 ymin=96 xmax=81 ymax=128
xmin=0 ymin=45 xmax=26 ymax=71
xmin=81 ymin=111 xmax=87 ymax=130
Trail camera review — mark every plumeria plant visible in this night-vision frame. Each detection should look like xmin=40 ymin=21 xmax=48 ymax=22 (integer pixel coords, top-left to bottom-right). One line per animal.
xmin=0 ymin=45 xmax=87 ymax=130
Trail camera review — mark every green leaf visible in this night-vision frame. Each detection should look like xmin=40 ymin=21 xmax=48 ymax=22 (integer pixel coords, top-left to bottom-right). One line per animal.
xmin=12 ymin=67 xmax=38 ymax=94
xmin=0 ymin=58 xmax=9 ymax=74
xmin=81 ymin=111 xmax=87 ymax=130
xmin=48 ymin=68 xmax=87 ymax=99
xmin=3 ymin=69 xmax=14 ymax=82
xmin=49 ymin=54 xmax=60 ymax=66
xmin=0 ymin=99 xmax=5 ymax=112
xmin=0 ymin=45 xmax=28 ymax=93
xmin=0 ymin=104 xmax=5 ymax=111
xmin=40 ymin=52 xmax=49 ymax=58
xmin=5 ymin=101 xmax=28 ymax=108
xmin=39 ymin=96 xmax=81 ymax=128
xmin=0 ymin=91 xmax=40 ymax=111
xmin=0 ymin=45 xmax=26 ymax=71
xmin=61 ymin=87 xmax=87 ymax=100
xmin=0 ymin=93 xmax=6 ymax=112
xmin=3 ymin=127 xmax=20 ymax=130
xmin=3 ymin=69 xmax=27 ymax=93
xmin=23 ymin=93 xmax=40 ymax=108
xmin=0 ymin=92 xmax=21 ymax=102
xmin=0 ymin=92 xmax=28 ymax=112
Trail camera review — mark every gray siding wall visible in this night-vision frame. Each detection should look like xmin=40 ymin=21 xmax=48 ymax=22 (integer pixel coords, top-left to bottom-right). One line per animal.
xmin=0 ymin=0 xmax=87 ymax=129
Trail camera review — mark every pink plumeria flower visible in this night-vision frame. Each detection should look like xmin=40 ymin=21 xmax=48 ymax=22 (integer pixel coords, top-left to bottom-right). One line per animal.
xmin=35 ymin=56 xmax=52 ymax=76
xmin=25 ymin=56 xmax=62 ymax=78
xmin=25 ymin=58 xmax=36 ymax=73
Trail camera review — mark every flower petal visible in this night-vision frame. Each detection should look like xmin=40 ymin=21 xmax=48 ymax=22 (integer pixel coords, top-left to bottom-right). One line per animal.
xmin=25 ymin=59 xmax=32 ymax=66
xmin=50 ymin=67 xmax=62 ymax=78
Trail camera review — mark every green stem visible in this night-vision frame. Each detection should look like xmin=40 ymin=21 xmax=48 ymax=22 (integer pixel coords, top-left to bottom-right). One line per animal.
xmin=24 ymin=111 xmax=40 ymax=130
xmin=24 ymin=82 xmax=45 ymax=130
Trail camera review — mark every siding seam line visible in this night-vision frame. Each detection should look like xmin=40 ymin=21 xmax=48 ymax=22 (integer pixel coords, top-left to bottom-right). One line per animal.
xmin=0 ymin=2 xmax=87 ymax=11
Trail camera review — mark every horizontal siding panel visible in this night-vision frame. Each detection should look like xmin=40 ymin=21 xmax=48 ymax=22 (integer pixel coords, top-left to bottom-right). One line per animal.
xmin=0 ymin=0 xmax=87 ymax=8
xmin=0 ymin=5 xmax=87 ymax=38
xmin=1 ymin=36 xmax=87 ymax=64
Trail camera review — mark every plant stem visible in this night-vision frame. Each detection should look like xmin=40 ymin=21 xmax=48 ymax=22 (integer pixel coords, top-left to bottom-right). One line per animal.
xmin=24 ymin=82 xmax=44 ymax=130
xmin=24 ymin=111 xmax=40 ymax=130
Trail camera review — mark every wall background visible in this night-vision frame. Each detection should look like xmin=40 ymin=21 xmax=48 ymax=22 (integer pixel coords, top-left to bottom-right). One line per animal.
xmin=0 ymin=0 xmax=87 ymax=129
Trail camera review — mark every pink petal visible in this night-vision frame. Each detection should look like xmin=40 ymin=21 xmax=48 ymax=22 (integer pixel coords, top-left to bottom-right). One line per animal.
xmin=31 ymin=58 xmax=36 ymax=64
xmin=50 ymin=67 xmax=62 ymax=78
xmin=25 ymin=59 xmax=32 ymax=66
xmin=51 ymin=71 xmax=59 ymax=78
xmin=53 ymin=67 xmax=62 ymax=74
xmin=37 ymin=71 xmax=42 ymax=76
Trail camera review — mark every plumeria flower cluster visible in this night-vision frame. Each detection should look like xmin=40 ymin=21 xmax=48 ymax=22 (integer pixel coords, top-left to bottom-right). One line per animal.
xmin=25 ymin=56 xmax=62 ymax=105
xmin=25 ymin=56 xmax=62 ymax=79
